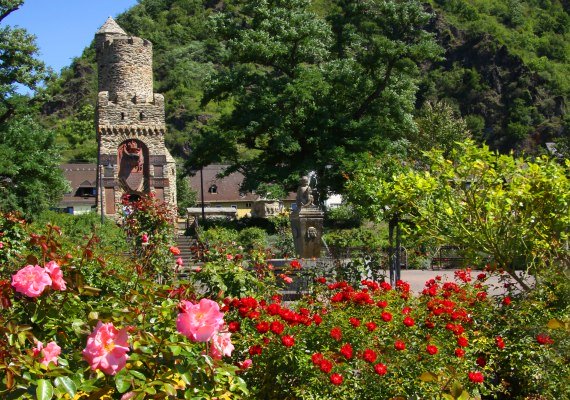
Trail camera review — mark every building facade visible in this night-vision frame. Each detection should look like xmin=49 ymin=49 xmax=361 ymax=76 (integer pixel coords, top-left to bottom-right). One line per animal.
xmin=95 ymin=17 xmax=176 ymax=218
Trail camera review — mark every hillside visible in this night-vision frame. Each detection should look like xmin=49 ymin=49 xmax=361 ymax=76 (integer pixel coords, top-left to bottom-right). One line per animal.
xmin=37 ymin=0 xmax=568 ymax=162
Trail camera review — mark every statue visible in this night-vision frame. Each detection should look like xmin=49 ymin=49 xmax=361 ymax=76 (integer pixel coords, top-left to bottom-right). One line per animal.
xmin=296 ymin=176 xmax=314 ymax=209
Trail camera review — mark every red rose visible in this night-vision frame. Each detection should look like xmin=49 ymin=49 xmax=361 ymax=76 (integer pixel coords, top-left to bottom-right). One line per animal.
xmin=228 ymin=321 xmax=241 ymax=333
xmin=377 ymin=300 xmax=388 ymax=308
xmin=394 ymin=340 xmax=406 ymax=351
xmin=374 ymin=363 xmax=388 ymax=376
xmin=319 ymin=359 xmax=333 ymax=373
xmin=363 ymin=349 xmax=377 ymax=363
xmin=366 ymin=322 xmax=377 ymax=332
xmin=256 ymin=321 xmax=270 ymax=334
xmin=536 ymin=333 xmax=554 ymax=345
xmin=381 ymin=312 xmax=392 ymax=322
xmin=313 ymin=314 xmax=323 ymax=325
xmin=468 ymin=371 xmax=484 ymax=383
xmin=330 ymin=373 xmax=343 ymax=386
xmin=340 ymin=343 xmax=353 ymax=359
xmin=454 ymin=348 xmax=465 ymax=357
xmin=426 ymin=345 xmax=438 ymax=355
xmin=316 ymin=277 xmax=327 ymax=284
xmin=267 ymin=303 xmax=281 ymax=315
xmin=476 ymin=356 xmax=486 ymax=367
xmin=270 ymin=320 xmax=285 ymax=335
xmin=495 ymin=336 xmax=505 ymax=349
xmin=249 ymin=345 xmax=262 ymax=356
xmin=311 ymin=353 xmax=323 ymax=365
xmin=281 ymin=335 xmax=295 ymax=347
xmin=457 ymin=336 xmax=469 ymax=347
xmin=330 ymin=327 xmax=342 ymax=341
xmin=502 ymin=296 xmax=511 ymax=306
xmin=402 ymin=306 xmax=411 ymax=315
xmin=349 ymin=317 xmax=361 ymax=328
xmin=403 ymin=316 xmax=415 ymax=327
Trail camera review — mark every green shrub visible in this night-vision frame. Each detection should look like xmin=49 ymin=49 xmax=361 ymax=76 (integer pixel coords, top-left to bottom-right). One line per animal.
xmin=238 ymin=227 xmax=268 ymax=251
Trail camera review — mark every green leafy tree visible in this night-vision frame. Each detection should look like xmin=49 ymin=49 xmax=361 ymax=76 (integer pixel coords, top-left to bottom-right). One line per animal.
xmin=347 ymin=140 xmax=569 ymax=290
xmin=0 ymin=117 xmax=69 ymax=218
xmin=191 ymin=0 xmax=441 ymax=199
xmin=412 ymin=101 xmax=471 ymax=158
xmin=0 ymin=0 xmax=49 ymax=123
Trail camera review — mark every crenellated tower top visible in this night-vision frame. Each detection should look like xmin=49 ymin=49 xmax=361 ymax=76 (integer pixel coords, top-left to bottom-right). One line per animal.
xmin=95 ymin=17 xmax=154 ymax=102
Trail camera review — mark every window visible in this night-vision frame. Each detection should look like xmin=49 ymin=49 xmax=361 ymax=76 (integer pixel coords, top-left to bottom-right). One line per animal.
xmin=245 ymin=202 xmax=252 ymax=208
xmin=154 ymin=165 xmax=163 ymax=177
xmin=231 ymin=205 xmax=237 ymax=209
xmin=208 ymin=184 xmax=218 ymax=194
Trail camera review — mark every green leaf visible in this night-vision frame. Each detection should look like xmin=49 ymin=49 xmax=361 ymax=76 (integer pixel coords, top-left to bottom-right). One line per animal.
xmin=115 ymin=372 xmax=131 ymax=394
xmin=36 ymin=379 xmax=54 ymax=400
xmin=129 ymin=370 xmax=146 ymax=380
xmin=54 ymin=376 xmax=76 ymax=398
xmin=419 ymin=371 xmax=438 ymax=382
xmin=450 ymin=381 xmax=464 ymax=398
xmin=457 ymin=390 xmax=471 ymax=400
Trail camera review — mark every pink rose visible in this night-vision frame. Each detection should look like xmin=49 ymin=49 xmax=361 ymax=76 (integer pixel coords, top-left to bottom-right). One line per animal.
xmin=238 ymin=358 xmax=252 ymax=370
xmin=141 ymin=233 xmax=149 ymax=243
xmin=82 ymin=321 xmax=130 ymax=375
xmin=11 ymin=265 xmax=52 ymax=297
xmin=176 ymin=299 xmax=225 ymax=342
xmin=169 ymin=246 xmax=181 ymax=255
xmin=176 ymin=257 xmax=184 ymax=266
xmin=0 ymin=242 xmax=4 ymax=248
xmin=34 ymin=341 xmax=61 ymax=366
xmin=210 ymin=332 xmax=234 ymax=359
xmin=44 ymin=261 xmax=66 ymax=291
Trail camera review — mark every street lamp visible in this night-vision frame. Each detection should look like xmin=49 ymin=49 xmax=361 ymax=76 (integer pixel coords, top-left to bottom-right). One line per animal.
xmin=100 ymin=163 xmax=114 ymax=224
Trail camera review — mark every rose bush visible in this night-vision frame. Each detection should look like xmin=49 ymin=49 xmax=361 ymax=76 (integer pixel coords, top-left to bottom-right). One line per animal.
xmin=222 ymin=269 xmax=569 ymax=399
xmin=1 ymin=189 xmax=568 ymax=399
xmin=0 ymin=198 xmax=248 ymax=399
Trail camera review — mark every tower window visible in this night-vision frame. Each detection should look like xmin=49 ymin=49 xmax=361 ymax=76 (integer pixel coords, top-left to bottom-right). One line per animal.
xmin=139 ymin=111 xmax=145 ymax=120
xmin=121 ymin=112 xmax=125 ymax=120
xmin=208 ymin=184 xmax=218 ymax=194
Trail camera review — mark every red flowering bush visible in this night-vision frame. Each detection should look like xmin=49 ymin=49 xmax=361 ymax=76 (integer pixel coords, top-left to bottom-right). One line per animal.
xmin=223 ymin=270 xmax=569 ymax=399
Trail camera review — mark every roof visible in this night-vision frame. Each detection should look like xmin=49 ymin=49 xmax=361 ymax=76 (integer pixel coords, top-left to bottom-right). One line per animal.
xmin=187 ymin=165 xmax=258 ymax=203
xmin=59 ymin=163 xmax=97 ymax=207
xmin=96 ymin=17 xmax=127 ymax=36
xmin=187 ymin=165 xmax=296 ymax=203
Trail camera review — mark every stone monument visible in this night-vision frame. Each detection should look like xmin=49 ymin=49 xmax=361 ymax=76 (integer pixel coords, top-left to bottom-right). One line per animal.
xmin=95 ymin=17 xmax=176 ymax=218
xmin=290 ymin=176 xmax=324 ymax=258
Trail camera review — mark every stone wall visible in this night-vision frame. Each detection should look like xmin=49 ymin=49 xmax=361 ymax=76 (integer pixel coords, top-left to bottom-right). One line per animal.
xmin=97 ymin=92 xmax=165 ymax=126
xmin=96 ymin=36 xmax=153 ymax=101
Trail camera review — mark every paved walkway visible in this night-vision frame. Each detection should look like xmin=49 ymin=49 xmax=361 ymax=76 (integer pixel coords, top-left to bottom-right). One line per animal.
xmin=397 ymin=269 xmax=534 ymax=296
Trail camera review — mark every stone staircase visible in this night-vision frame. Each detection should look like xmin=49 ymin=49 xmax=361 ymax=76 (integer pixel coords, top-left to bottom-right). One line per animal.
xmin=173 ymin=234 xmax=197 ymax=267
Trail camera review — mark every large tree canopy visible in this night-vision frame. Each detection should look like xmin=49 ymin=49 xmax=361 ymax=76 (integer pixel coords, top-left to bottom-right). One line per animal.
xmin=188 ymin=0 xmax=441 ymax=199
xmin=0 ymin=0 xmax=49 ymax=123
xmin=0 ymin=117 xmax=68 ymax=217
xmin=0 ymin=1 xmax=66 ymax=217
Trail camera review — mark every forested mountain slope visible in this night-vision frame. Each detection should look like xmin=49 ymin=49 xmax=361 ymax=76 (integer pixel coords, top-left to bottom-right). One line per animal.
xmin=38 ymin=0 xmax=568 ymax=163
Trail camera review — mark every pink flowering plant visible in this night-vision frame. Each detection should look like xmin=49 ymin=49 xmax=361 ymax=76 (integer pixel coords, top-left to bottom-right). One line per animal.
xmin=0 ymin=213 xmax=248 ymax=399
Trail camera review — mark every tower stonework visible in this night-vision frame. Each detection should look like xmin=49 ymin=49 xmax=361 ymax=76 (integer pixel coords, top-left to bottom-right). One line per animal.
xmin=96 ymin=17 xmax=176 ymax=217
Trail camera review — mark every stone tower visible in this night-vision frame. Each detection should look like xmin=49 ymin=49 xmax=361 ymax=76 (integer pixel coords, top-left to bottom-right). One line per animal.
xmin=95 ymin=17 xmax=176 ymax=217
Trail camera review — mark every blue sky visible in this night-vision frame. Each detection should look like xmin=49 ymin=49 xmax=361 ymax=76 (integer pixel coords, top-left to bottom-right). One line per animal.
xmin=5 ymin=0 xmax=138 ymax=73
